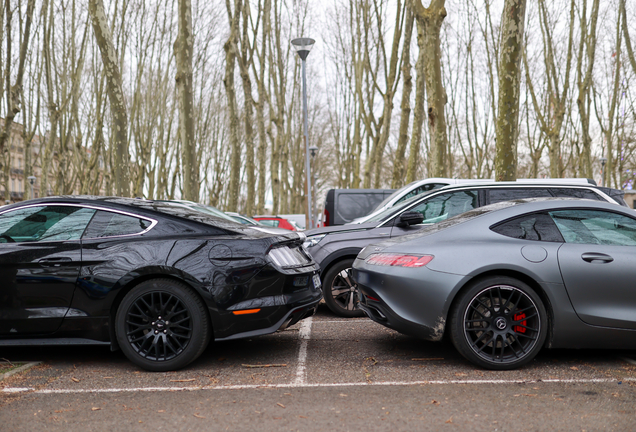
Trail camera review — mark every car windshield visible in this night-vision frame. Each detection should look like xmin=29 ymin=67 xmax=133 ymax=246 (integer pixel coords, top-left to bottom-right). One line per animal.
xmin=373 ymin=182 xmax=417 ymax=210
xmin=365 ymin=191 xmax=435 ymax=224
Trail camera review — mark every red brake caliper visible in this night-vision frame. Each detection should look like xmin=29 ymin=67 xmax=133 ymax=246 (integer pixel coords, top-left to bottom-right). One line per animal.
xmin=513 ymin=312 xmax=527 ymax=333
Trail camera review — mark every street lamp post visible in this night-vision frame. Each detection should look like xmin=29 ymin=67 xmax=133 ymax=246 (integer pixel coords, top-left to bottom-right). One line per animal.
xmin=291 ymin=37 xmax=316 ymax=229
xmin=600 ymin=157 xmax=607 ymax=187
xmin=27 ymin=176 xmax=36 ymax=199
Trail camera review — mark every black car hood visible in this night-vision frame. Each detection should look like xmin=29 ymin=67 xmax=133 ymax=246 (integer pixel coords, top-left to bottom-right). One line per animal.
xmin=305 ymin=222 xmax=378 ymax=237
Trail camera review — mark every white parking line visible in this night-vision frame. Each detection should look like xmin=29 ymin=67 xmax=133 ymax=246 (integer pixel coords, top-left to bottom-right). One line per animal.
xmin=293 ymin=316 xmax=313 ymax=385
xmin=4 ymin=377 xmax=636 ymax=394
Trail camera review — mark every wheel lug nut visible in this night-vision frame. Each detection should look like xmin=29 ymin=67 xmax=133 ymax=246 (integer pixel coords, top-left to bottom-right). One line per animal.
xmin=163 ymin=330 xmax=167 ymax=334
xmin=158 ymin=316 xmax=162 ymax=319
xmin=154 ymin=330 xmax=158 ymax=334
xmin=165 ymin=321 xmax=169 ymax=325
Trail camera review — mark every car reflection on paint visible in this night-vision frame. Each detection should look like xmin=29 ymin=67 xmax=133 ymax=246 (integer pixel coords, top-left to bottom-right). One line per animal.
xmin=0 ymin=196 xmax=321 ymax=371
xmin=353 ymin=198 xmax=636 ymax=370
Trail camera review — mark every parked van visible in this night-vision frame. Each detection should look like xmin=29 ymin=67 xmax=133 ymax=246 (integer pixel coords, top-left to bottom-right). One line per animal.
xmin=322 ymin=188 xmax=395 ymax=226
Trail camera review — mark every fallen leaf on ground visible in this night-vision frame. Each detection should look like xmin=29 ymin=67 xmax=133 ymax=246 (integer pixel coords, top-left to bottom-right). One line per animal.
xmin=277 ymin=403 xmax=286 ymax=408
xmin=91 ymin=407 xmax=101 ymax=411
xmin=339 ymin=394 xmax=347 ymax=397
xmin=170 ymin=379 xmax=196 ymax=382
xmin=299 ymin=416 xmax=308 ymax=419
xmin=193 ymin=414 xmax=206 ymax=419
xmin=71 ymin=378 xmax=80 ymax=383
xmin=158 ymin=410 xmax=165 ymax=413
xmin=445 ymin=417 xmax=453 ymax=424
xmin=455 ymin=373 xmax=468 ymax=377
xmin=430 ymin=400 xmax=440 ymax=405
xmin=570 ymin=366 xmax=579 ymax=371
xmin=242 ymin=364 xmax=287 ymax=368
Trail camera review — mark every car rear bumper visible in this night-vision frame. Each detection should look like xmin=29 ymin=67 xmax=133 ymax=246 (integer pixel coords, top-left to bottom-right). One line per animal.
xmin=352 ymin=258 xmax=464 ymax=342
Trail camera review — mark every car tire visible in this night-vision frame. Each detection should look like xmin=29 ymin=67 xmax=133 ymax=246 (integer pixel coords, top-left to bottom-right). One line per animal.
xmin=449 ymin=276 xmax=547 ymax=370
xmin=116 ymin=279 xmax=211 ymax=371
xmin=323 ymin=259 xmax=365 ymax=318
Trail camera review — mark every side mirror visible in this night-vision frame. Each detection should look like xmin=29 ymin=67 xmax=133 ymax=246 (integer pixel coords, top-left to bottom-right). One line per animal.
xmin=396 ymin=211 xmax=424 ymax=227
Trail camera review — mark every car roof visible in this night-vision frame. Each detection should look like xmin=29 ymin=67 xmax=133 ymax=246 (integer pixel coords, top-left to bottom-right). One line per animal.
xmin=366 ymin=181 xmax=620 ymax=227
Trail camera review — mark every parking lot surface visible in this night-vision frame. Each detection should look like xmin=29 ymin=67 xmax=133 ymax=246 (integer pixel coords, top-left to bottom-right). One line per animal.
xmin=2 ymin=304 xmax=636 ymax=431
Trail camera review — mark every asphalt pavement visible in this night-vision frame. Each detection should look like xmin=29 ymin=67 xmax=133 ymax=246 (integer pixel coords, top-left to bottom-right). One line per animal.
xmin=1 ymin=303 xmax=635 ymax=431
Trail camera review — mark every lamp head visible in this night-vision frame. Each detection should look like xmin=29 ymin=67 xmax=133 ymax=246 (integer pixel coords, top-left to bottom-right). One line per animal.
xmin=291 ymin=38 xmax=315 ymax=61
xmin=309 ymin=145 xmax=319 ymax=157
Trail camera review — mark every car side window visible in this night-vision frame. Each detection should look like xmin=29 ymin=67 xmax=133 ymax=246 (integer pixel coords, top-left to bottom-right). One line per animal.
xmin=259 ymin=219 xmax=279 ymax=227
xmin=488 ymin=188 xmax=552 ymax=204
xmin=491 ymin=213 xmax=564 ymax=242
xmin=549 ymin=210 xmax=636 ymax=246
xmin=83 ymin=210 xmax=152 ymax=238
xmin=549 ymin=188 xmax=603 ymax=201
xmin=0 ymin=205 xmax=96 ymax=243
xmin=408 ymin=190 xmax=478 ymax=224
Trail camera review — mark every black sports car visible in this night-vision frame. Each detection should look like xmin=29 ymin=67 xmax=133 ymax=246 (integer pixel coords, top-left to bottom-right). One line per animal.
xmin=0 ymin=197 xmax=321 ymax=371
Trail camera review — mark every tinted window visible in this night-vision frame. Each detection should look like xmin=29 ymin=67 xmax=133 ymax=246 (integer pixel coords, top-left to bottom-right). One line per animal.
xmin=83 ymin=210 xmax=152 ymax=238
xmin=488 ymin=188 xmax=552 ymax=204
xmin=0 ymin=205 xmax=96 ymax=242
xmin=409 ymin=190 xmax=479 ymax=224
xmin=549 ymin=210 xmax=636 ymax=246
xmin=491 ymin=213 xmax=564 ymax=242
xmin=549 ymin=188 xmax=603 ymax=201
xmin=336 ymin=193 xmax=386 ymax=224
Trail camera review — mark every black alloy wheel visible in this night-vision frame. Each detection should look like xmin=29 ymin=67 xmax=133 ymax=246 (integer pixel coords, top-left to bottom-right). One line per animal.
xmin=449 ymin=276 xmax=547 ymax=370
xmin=323 ymin=259 xmax=365 ymax=317
xmin=116 ymin=279 xmax=211 ymax=371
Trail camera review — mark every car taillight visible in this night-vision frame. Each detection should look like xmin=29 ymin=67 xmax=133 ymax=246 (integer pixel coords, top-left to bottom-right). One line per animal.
xmin=366 ymin=253 xmax=434 ymax=268
xmin=323 ymin=209 xmax=330 ymax=227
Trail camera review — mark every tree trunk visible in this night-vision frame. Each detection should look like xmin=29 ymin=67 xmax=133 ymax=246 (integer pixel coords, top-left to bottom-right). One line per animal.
xmin=224 ymin=0 xmax=242 ymax=211
xmin=407 ymin=4 xmax=426 ymax=183
xmin=413 ymin=0 xmax=448 ymax=178
xmin=392 ymin=2 xmax=414 ymax=188
xmin=175 ymin=0 xmax=198 ymax=201
xmin=88 ymin=0 xmax=130 ymax=196
xmin=494 ymin=0 xmax=527 ymax=181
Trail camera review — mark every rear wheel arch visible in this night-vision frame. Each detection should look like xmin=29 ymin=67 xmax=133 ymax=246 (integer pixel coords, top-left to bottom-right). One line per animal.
xmin=445 ymin=269 xmax=554 ymax=345
xmin=108 ymin=273 xmax=214 ymax=349
xmin=320 ymin=252 xmax=361 ymax=279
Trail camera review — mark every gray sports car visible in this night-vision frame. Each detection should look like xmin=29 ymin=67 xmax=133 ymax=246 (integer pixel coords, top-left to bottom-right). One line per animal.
xmin=352 ymin=198 xmax=636 ymax=370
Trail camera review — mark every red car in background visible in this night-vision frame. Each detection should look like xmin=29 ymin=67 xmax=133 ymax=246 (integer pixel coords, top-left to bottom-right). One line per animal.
xmin=253 ymin=216 xmax=299 ymax=231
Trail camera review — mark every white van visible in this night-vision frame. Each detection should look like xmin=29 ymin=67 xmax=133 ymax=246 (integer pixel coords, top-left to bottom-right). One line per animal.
xmin=350 ymin=177 xmax=597 ymax=224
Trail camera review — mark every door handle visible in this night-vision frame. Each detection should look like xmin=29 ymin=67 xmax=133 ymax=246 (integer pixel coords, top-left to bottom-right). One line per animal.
xmin=38 ymin=257 xmax=73 ymax=267
xmin=581 ymin=252 xmax=614 ymax=263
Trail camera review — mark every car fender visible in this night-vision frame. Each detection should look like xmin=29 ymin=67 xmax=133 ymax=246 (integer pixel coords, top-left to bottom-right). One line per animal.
xmin=318 ymin=247 xmax=363 ymax=277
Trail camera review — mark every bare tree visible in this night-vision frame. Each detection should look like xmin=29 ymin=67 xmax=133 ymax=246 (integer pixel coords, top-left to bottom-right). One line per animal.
xmin=175 ymin=0 xmax=198 ymax=201
xmin=391 ymin=1 xmax=413 ymax=188
xmin=494 ymin=0 xmax=527 ymax=181
xmin=88 ymin=0 xmax=130 ymax=196
xmin=412 ymin=0 xmax=448 ymax=178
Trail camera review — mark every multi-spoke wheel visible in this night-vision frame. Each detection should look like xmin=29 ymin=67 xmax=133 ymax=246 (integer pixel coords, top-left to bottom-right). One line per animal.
xmin=449 ymin=276 xmax=547 ymax=370
xmin=116 ymin=279 xmax=211 ymax=371
xmin=323 ymin=259 xmax=364 ymax=317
